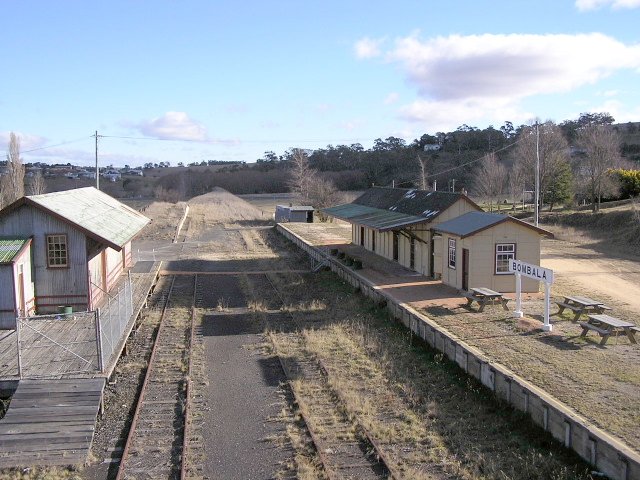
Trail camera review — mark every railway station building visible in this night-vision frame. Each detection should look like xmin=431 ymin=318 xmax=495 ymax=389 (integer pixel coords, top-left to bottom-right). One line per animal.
xmin=323 ymin=187 xmax=551 ymax=293
xmin=0 ymin=187 xmax=149 ymax=328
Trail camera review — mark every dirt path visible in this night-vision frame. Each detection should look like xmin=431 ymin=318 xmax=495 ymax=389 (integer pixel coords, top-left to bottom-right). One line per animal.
xmin=541 ymin=237 xmax=640 ymax=314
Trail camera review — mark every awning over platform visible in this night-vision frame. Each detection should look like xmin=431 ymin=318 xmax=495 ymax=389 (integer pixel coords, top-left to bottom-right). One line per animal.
xmin=323 ymin=203 xmax=428 ymax=231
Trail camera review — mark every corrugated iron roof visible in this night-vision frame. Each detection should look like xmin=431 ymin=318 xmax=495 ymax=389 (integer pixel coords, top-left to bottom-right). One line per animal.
xmin=433 ymin=211 xmax=553 ymax=238
xmin=323 ymin=187 xmax=481 ymax=231
xmin=25 ymin=187 xmax=150 ymax=249
xmin=352 ymin=187 xmax=479 ymax=217
xmin=0 ymin=238 xmax=30 ymax=264
xmin=323 ymin=203 xmax=428 ymax=231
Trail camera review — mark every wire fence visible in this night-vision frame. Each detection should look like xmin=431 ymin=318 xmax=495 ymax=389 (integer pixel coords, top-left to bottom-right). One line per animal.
xmin=93 ymin=275 xmax=134 ymax=371
xmin=15 ymin=274 xmax=134 ymax=378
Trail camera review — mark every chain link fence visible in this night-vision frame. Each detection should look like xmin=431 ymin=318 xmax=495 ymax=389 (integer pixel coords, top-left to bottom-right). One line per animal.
xmin=15 ymin=274 xmax=134 ymax=378
xmin=94 ymin=275 xmax=134 ymax=370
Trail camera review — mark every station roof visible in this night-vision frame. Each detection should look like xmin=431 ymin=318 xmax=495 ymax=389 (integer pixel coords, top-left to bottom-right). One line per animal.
xmin=432 ymin=211 xmax=553 ymax=238
xmin=1 ymin=187 xmax=150 ymax=251
xmin=0 ymin=238 xmax=31 ymax=264
xmin=323 ymin=187 xmax=480 ymax=231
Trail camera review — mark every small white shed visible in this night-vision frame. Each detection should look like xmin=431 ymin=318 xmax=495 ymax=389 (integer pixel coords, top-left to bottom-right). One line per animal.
xmin=275 ymin=205 xmax=314 ymax=223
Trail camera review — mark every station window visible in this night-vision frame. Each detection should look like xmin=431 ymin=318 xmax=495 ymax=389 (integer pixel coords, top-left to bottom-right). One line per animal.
xmin=448 ymin=238 xmax=456 ymax=269
xmin=495 ymin=243 xmax=515 ymax=274
xmin=46 ymin=234 xmax=68 ymax=268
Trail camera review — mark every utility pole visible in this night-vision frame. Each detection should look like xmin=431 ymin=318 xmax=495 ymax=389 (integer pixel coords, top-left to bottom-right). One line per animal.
xmin=94 ymin=131 xmax=100 ymax=190
xmin=535 ymin=122 xmax=540 ymax=227
xmin=451 ymin=178 xmax=456 ymax=192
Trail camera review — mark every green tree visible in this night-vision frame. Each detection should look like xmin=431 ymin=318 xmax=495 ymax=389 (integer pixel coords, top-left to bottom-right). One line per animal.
xmin=545 ymin=160 xmax=573 ymax=211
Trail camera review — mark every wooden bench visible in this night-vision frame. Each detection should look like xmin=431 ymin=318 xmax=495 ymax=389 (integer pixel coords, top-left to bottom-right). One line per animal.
xmin=464 ymin=291 xmax=509 ymax=312
xmin=579 ymin=321 xmax=611 ymax=345
xmin=556 ymin=301 xmax=611 ymax=321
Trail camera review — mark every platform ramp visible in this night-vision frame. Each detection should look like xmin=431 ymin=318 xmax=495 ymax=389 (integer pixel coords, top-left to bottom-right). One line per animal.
xmin=0 ymin=377 xmax=105 ymax=467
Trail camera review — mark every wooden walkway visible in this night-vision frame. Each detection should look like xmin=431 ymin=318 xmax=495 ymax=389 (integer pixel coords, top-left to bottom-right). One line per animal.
xmin=0 ymin=378 xmax=105 ymax=467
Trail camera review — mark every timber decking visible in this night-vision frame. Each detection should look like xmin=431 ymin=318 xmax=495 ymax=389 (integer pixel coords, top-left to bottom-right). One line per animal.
xmin=0 ymin=377 xmax=105 ymax=467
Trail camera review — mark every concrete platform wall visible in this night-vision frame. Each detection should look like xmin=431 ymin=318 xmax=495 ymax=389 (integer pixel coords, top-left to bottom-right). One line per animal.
xmin=277 ymin=223 xmax=640 ymax=480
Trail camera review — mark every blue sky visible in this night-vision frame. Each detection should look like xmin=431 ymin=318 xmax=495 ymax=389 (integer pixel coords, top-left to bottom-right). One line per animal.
xmin=2 ymin=0 xmax=640 ymax=167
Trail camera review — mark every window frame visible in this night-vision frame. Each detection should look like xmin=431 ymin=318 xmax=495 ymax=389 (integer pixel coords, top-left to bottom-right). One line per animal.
xmin=495 ymin=243 xmax=516 ymax=274
xmin=46 ymin=233 xmax=69 ymax=269
xmin=448 ymin=238 xmax=456 ymax=269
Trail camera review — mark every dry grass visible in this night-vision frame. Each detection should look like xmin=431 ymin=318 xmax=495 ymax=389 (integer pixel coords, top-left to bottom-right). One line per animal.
xmin=0 ymin=467 xmax=83 ymax=480
xmin=265 ymin=271 xmax=592 ymax=480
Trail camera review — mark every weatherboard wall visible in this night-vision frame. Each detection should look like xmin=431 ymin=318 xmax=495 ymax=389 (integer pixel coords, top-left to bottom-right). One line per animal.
xmin=349 ymin=198 xmax=479 ymax=277
xmin=438 ymin=221 xmax=541 ymax=293
xmin=277 ymin=223 xmax=640 ymax=480
xmin=0 ymin=205 xmax=89 ymax=313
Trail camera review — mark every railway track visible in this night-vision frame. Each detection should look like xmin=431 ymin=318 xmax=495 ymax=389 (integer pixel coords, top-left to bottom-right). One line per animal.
xmin=247 ymin=273 xmax=394 ymax=479
xmin=116 ymin=274 xmax=197 ymax=480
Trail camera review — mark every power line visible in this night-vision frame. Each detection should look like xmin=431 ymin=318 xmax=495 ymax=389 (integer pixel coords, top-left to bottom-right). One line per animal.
xmin=3 ymin=136 xmax=93 ymax=156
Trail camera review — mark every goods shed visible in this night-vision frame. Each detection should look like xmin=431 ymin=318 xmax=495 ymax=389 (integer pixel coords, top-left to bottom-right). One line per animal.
xmin=0 ymin=187 xmax=149 ymax=327
xmin=432 ymin=211 xmax=552 ymax=293
xmin=323 ymin=187 xmax=481 ymax=276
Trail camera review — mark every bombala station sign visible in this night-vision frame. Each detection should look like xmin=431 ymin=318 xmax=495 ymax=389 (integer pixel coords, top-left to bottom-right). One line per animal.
xmin=509 ymin=259 xmax=554 ymax=284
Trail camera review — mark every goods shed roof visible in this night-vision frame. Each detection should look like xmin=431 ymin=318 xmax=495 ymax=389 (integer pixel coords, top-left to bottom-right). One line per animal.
xmin=1 ymin=187 xmax=150 ymax=251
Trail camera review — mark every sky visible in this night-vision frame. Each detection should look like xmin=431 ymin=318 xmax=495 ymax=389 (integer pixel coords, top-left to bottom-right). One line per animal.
xmin=2 ymin=0 xmax=640 ymax=168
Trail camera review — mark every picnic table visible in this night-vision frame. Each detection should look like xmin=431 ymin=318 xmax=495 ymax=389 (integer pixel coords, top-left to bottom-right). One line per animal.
xmin=555 ymin=295 xmax=611 ymax=321
xmin=464 ymin=287 xmax=510 ymax=312
xmin=580 ymin=314 xmax=639 ymax=346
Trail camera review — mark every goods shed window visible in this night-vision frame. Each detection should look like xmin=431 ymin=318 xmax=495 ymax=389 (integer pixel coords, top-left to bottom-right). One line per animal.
xmin=495 ymin=243 xmax=515 ymax=274
xmin=448 ymin=238 xmax=456 ymax=269
xmin=46 ymin=234 xmax=68 ymax=268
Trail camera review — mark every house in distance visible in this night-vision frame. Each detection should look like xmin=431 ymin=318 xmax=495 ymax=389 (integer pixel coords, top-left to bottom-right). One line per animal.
xmin=0 ymin=187 xmax=149 ymax=328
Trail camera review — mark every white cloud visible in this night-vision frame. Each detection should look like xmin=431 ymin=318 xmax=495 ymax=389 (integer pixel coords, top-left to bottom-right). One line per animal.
xmin=384 ymin=92 xmax=399 ymax=105
xmin=576 ymin=0 xmax=640 ymax=10
xmin=378 ymin=32 xmax=640 ymax=127
xmin=354 ymin=37 xmax=385 ymax=59
xmin=587 ymin=99 xmax=640 ymax=123
xmin=0 ymin=131 xmax=47 ymax=151
xmin=136 ymin=112 xmax=208 ymax=141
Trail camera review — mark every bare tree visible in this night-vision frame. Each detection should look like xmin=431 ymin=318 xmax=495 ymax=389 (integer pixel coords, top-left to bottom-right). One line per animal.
xmin=287 ymin=148 xmax=315 ymax=202
xmin=575 ymin=125 xmax=622 ymax=211
xmin=1 ymin=132 xmax=26 ymax=207
xmin=416 ymin=155 xmax=428 ymax=190
xmin=508 ymin=161 xmax=527 ymax=210
xmin=513 ymin=121 xmax=570 ymax=211
xmin=309 ymin=177 xmax=342 ymax=221
xmin=28 ymin=170 xmax=46 ymax=195
xmin=474 ymin=153 xmax=506 ymax=211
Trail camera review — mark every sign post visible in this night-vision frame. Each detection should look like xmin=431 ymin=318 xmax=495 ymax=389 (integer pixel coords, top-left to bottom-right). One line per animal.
xmin=509 ymin=259 xmax=554 ymax=332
